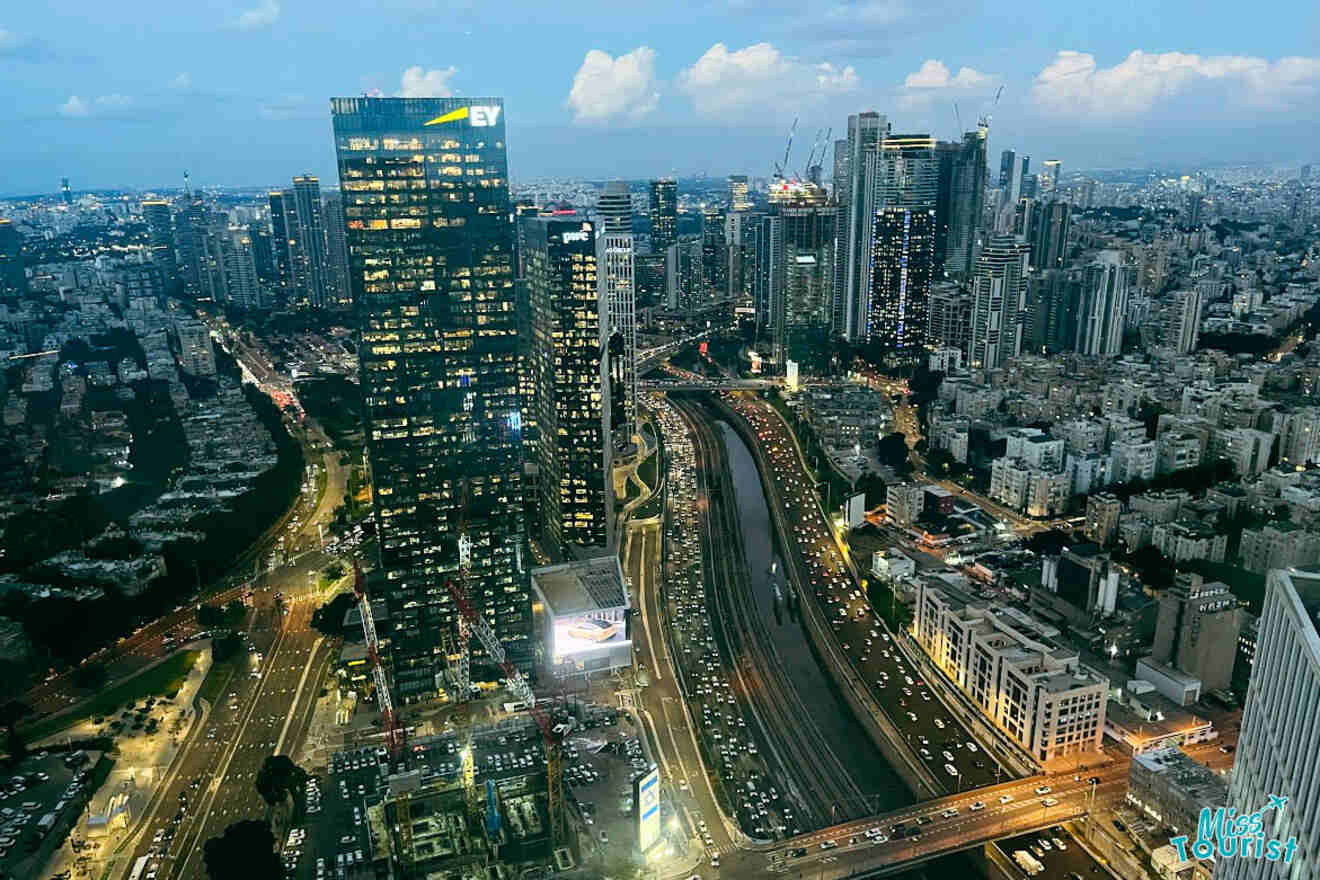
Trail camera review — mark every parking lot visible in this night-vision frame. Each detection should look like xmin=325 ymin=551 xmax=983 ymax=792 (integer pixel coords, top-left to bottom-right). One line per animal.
xmin=995 ymin=826 xmax=1108 ymax=878
xmin=0 ymin=749 xmax=97 ymax=878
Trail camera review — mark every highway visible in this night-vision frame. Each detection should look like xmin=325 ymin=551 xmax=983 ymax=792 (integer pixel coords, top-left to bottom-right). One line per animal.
xmin=113 ymin=586 xmax=331 ymax=880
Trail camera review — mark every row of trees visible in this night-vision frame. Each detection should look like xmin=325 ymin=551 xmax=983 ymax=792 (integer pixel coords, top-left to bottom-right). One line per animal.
xmin=203 ymin=755 xmax=310 ymax=880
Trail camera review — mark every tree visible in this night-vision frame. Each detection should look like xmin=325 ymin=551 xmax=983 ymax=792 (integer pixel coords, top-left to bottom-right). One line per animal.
xmin=323 ymin=561 xmax=345 ymax=581
xmin=311 ymin=592 xmax=356 ymax=638
xmin=72 ymin=662 xmax=108 ymax=691
xmin=211 ymin=632 xmax=243 ymax=663
xmin=223 ymin=600 xmax=246 ymax=622
xmin=877 ymin=432 xmax=911 ymax=472
xmin=0 ymin=701 xmax=29 ymax=761
xmin=203 ymin=820 xmax=283 ymax=880
xmin=196 ymin=603 xmax=226 ymax=628
xmin=255 ymin=755 xmax=309 ymax=816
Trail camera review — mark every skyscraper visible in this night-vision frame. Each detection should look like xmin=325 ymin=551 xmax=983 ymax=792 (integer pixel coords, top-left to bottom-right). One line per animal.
xmin=868 ymin=207 xmax=934 ymax=358
xmin=724 ymin=210 xmax=754 ymax=305
xmin=858 ymin=133 xmax=937 ymax=356
xmin=141 ymin=200 xmax=178 ymax=291
xmin=927 ymin=281 xmax=973 ymax=358
xmin=1029 ymin=200 xmax=1071 ymax=270
xmin=701 ymin=207 xmax=727 ymax=302
xmin=174 ymin=197 xmax=208 ymax=298
xmin=268 ymin=190 xmax=294 ymax=297
xmin=1164 ymin=288 xmax=1202 ymax=355
xmin=728 ymin=175 xmax=751 ymax=212
xmin=1076 ymin=251 xmax=1133 ymax=357
xmin=597 ymin=182 xmax=634 ymax=234
xmin=774 ymin=197 xmax=837 ymax=366
xmin=221 ymin=227 xmax=262 ymax=310
xmin=942 ymin=128 xmax=988 ymax=277
xmin=597 ymin=182 xmax=637 ymax=440
xmin=322 ymin=193 xmax=352 ymax=308
xmin=525 ymin=213 xmax=609 ymax=558
xmin=968 ymin=235 xmax=1029 ymax=369
xmin=61 ymin=177 xmax=72 ymax=206
xmin=1219 ymin=568 xmax=1320 ymax=880
xmin=648 ymin=178 xmax=677 ymax=254
xmin=997 ymin=148 xmax=1017 ymax=214
xmin=0 ymin=219 xmax=25 ymax=297
xmin=1040 ymin=159 xmax=1062 ymax=194
xmin=1018 ymin=156 xmax=1035 ymax=200
xmin=289 ymin=175 xmax=331 ymax=308
xmin=331 ymin=95 xmax=530 ymax=698
xmin=839 ymin=111 xmax=889 ymax=340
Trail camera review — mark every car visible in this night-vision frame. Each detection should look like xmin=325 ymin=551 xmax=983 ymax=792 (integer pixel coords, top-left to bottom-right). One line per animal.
xmin=1112 ymin=819 xmax=1127 ymax=832
xmin=944 ymin=763 xmax=958 ymax=777
xmin=1035 ymin=786 xmax=1052 ymax=796
xmin=940 ymin=808 xmax=958 ymax=819
xmin=1052 ymin=836 xmax=1068 ymax=851
xmin=1041 ymin=798 xmax=1058 ymax=807
xmin=1219 ymin=744 xmax=1236 ymax=754
xmin=1039 ymin=838 xmax=1053 ymax=851
xmin=599 ymin=831 xmax=608 ymax=844
xmin=999 ymin=794 xmax=1014 ymax=804
xmin=820 ymin=840 xmax=838 ymax=850
xmin=969 ymin=801 xmax=985 ymax=812
xmin=965 ymin=742 xmax=978 ymax=752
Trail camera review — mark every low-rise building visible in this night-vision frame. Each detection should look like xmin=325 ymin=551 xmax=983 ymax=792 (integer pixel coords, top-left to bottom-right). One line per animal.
xmin=1127 ymin=746 xmax=1228 ymax=840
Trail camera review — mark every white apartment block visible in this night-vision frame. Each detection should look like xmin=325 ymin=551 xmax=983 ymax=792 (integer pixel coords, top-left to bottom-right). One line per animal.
xmin=1110 ymin=440 xmax=1158 ymax=483
xmin=913 ymin=579 xmax=1108 ymax=763
xmin=886 ymin=482 xmax=926 ymax=526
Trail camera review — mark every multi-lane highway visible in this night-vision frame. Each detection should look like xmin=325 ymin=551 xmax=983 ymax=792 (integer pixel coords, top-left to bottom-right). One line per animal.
xmin=113 ymin=589 xmax=331 ymax=880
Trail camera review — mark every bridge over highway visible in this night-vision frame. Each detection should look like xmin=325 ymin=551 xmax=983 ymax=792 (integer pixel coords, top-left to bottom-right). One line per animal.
xmin=710 ymin=766 xmax=1124 ymax=879
xmin=640 ymin=377 xmax=777 ymax=391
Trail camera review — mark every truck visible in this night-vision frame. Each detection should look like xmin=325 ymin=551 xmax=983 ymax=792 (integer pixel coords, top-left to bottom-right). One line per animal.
xmin=1013 ymin=849 xmax=1044 ymax=876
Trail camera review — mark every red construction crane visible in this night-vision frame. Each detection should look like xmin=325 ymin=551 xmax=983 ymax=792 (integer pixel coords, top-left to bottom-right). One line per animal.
xmin=354 ymin=561 xmax=405 ymax=758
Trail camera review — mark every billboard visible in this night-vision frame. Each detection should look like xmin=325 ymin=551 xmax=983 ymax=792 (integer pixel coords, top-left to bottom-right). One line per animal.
xmin=846 ymin=492 xmax=866 ymax=529
xmin=551 ymin=608 xmax=630 ymax=663
xmin=635 ymin=766 xmax=661 ymax=851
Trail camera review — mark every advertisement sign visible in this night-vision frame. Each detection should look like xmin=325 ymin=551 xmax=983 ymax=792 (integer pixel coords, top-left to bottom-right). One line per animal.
xmin=636 ymin=766 xmax=661 ymax=851
xmin=551 ymin=608 xmax=630 ymax=662
xmin=846 ymin=492 xmax=866 ymax=529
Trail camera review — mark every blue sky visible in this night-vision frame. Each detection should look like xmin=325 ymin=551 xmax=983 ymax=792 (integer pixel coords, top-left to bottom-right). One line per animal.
xmin=3 ymin=0 xmax=1319 ymax=195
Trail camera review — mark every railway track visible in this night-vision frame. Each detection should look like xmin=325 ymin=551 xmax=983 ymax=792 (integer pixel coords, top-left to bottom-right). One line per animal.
xmin=675 ymin=397 xmax=865 ymax=830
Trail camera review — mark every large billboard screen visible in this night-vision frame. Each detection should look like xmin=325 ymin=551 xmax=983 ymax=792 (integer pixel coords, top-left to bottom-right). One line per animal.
xmin=847 ymin=492 xmax=866 ymax=529
xmin=636 ymin=766 xmax=661 ymax=851
xmin=551 ymin=608 xmax=630 ymax=663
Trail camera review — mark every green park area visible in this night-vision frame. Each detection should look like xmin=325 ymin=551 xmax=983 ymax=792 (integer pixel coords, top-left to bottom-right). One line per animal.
xmin=23 ymin=650 xmax=201 ymax=743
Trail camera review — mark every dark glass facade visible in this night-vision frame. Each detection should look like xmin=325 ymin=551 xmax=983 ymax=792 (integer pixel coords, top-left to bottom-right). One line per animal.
xmin=648 ymin=178 xmax=677 ymax=254
xmin=524 ymin=213 xmax=608 ymax=558
xmin=331 ymin=96 xmax=530 ymax=701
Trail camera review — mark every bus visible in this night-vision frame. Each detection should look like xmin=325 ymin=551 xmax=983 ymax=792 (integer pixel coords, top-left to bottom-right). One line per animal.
xmin=128 ymin=855 xmax=150 ymax=880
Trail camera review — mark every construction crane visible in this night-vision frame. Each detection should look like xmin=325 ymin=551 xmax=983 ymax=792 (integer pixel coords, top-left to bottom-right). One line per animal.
xmin=353 ymin=561 xmax=406 ymax=759
xmin=772 ymin=116 xmax=799 ymax=181
xmin=444 ymin=572 xmax=565 ymax=844
xmin=800 ymin=126 xmax=831 ymax=185
xmin=977 ymin=85 xmax=1005 ymax=133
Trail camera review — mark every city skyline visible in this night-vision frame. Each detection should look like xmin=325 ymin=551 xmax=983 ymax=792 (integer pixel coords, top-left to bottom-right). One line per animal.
xmin=4 ymin=2 xmax=1320 ymax=194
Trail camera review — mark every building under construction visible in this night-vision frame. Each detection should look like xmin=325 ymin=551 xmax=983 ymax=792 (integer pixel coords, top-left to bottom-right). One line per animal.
xmin=368 ymin=720 xmax=557 ymax=879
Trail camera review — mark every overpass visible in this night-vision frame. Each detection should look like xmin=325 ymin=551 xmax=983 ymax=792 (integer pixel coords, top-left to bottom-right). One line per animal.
xmin=707 ymin=767 xmax=1125 ymax=879
xmin=640 ymin=377 xmax=778 ymax=391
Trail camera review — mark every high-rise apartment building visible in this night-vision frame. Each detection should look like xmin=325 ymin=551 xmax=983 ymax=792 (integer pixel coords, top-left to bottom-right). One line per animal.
xmin=1018 ymin=156 xmax=1035 ymax=199
xmin=221 ymin=227 xmax=262 ymax=310
xmin=926 ymin=281 xmax=973 ymax=357
xmin=174 ymin=197 xmax=208 ymax=298
xmin=1040 ymin=159 xmax=1062 ymax=194
xmin=867 ymin=206 xmax=934 ymax=358
xmin=525 ymin=213 xmax=610 ymax=559
xmin=1076 ymin=251 xmax=1133 ymax=357
xmin=0 ymin=218 xmax=27 ymax=297
xmin=1219 ymin=568 xmax=1320 ymax=880
xmin=701 ymin=207 xmax=727 ymax=302
xmin=1029 ymin=200 xmax=1071 ymax=270
xmin=648 ymin=178 xmax=677 ymax=254
xmin=322 ymin=193 xmax=352 ymax=308
xmin=1163 ymin=288 xmax=1202 ymax=355
xmin=596 ymin=182 xmax=637 ymax=440
xmin=173 ymin=317 xmax=216 ymax=377
xmin=968 ymin=235 xmax=1030 ymax=369
xmin=941 ymin=128 xmax=989 ymax=277
xmin=839 ymin=111 xmax=889 ymax=340
xmin=141 ymin=200 xmax=178 ymax=291
xmin=724 ymin=210 xmax=754 ymax=305
xmin=777 ymin=199 xmax=838 ymax=366
xmin=727 ymin=175 xmax=751 ymax=212
xmin=289 ymin=175 xmax=331 ymax=308
xmin=268 ymin=189 xmax=294 ymax=296
xmin=331 ymin=96 xmax=530 ymax=699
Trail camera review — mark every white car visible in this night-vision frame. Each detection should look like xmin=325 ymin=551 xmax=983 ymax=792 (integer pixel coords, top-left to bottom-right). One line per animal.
xmin=999 ymin=794 xmax=1014 ymax=804
xmin=1035 ymin=786 xmax=1052 ymax=796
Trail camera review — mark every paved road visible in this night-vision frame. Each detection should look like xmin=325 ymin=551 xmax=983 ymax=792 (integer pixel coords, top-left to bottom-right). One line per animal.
xmin=113 ymin=590 xmax=331 ymax=880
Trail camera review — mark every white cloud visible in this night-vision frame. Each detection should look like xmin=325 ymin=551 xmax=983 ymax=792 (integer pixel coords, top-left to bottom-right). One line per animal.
xmin=1032 ymin=49 xmax=1320 ymax=118
xmin=677 ymin=42 xmax=858 ymax=118
xmin=566 ymin=47 xmax=659 ymax=124
xmin=170 ymin=72 xmax=192 ymax=89
xmin=95 ymin=94 xmax=132 ymax=109
xmin=236 ymin=0 xmax=280 ymax=30
xmin=58 ymin=95 xmax=89 ymax=117
xmin=396 ymin=65 xmax=459 ymax=98
xmin=903 ymin=59 xmax=992 ymax=89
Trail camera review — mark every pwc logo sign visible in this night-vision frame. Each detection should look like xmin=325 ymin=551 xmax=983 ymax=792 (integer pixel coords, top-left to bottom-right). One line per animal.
xmin=423 ymin=105 xmax=501 ymax=127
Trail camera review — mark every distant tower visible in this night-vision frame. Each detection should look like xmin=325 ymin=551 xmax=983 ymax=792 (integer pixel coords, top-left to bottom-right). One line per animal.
xmin=727 ymin=175 xmax=751 ymax=212
xmin=597 ymin=182 xmax=637 ymax=441
xmin=968 ymin=235 xmax=1030 ymax=369
xmin=1075 ymin=251 xmax=1133 ymax=357
xmin=141 ymin=200 xmax=178 ymax=290
xmin=289 ymin=175 xmax=330 ymax=308
xmin=61 ymin=177 xmax=72 ymax=206
xmin=648 ymin=179 xmax=677 ymax=254
xmin=0 ymin=218 xmax=27 ymax=297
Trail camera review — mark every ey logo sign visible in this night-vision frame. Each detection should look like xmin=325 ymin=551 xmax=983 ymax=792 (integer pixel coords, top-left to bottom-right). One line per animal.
xmin=423 ymin=105 xmax=501 ymax=127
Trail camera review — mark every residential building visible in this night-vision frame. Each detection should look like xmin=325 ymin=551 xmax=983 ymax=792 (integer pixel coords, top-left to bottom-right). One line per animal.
xmin=172 ymin=318 xmax=215 ymax=377
xmin=1163 ymin=289 xmax=1202 ymax=355
xmin=1239 ymin=522 xmax=1320 ymax=573
xmin=1127 ymin=747 xmax=1228 ymax=840
xmin=649 ymin=178 xmax=677 ymax=254
xmin=838 ymin=111 xmax=889 ymax=340
xmin=926 ymin=281 xmax=972 ymax=358
xmin=886 ymin=482 xmax=925 ymax=526
xmin=1075 ymin=251 xmax=1133 ymax=357
xmin=939 ymin=127 xmax=988 ymax=277
xmin=141 ymin=200 xmax=177 ymax=291
xmin=289 ymin=175 xmax=332 ymax=308
xmin=727 ymin=174 xmax=751 ymax=212
xmin=1085 ymin=493 xmax=1123 ymax=547
xmin=1151 ymin=520 xmax=1228 ymax=565
xmin=1111 ymin=440 xmax=1158 ymax=483
xmin=867 ymin=206 xmax=935 ymax=359
xmin=913 ymin=580 xmax=1108 ymax=763
xmin=968 ymin=235 xmax=1030 ymax=369
xmin=597 ymin=182 xmax=637 ymax=440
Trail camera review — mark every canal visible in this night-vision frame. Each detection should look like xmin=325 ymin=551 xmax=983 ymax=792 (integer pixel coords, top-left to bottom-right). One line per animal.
xmin=716 ymin=420 xmax=913 ymax=816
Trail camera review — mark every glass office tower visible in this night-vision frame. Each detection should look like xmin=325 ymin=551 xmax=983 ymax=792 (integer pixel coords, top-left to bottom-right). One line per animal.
xmin=330 ymin=96 xmax=530 ymax=702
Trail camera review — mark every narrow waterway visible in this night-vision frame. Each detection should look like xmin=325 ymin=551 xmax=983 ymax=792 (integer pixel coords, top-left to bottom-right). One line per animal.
xmin=716 ymin=421 xmax=913 ymax=816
